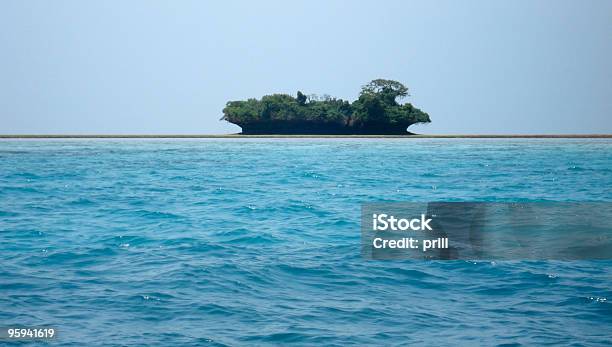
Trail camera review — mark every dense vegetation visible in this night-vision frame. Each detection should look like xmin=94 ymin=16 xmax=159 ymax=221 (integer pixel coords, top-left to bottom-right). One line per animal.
xmin=221 ymin=79 xmax=430 ymax=134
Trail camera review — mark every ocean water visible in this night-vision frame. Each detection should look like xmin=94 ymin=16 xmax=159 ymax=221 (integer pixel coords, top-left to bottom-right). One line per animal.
xmin=0 ymin=138 xmax=611 ymax=346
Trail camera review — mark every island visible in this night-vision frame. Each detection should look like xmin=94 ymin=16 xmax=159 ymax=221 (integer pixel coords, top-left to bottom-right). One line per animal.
xmin=221 ymin=79 xmax=431 ymax=135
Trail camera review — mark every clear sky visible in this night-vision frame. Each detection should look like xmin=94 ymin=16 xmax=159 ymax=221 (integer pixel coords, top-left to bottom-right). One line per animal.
xmin=1 ymin=0 xmax=610 ymax=134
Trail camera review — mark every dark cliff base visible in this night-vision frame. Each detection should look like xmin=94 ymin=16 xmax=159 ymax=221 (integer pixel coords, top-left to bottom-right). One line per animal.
xmin=238 ymin=121 xmax=415 ymax=135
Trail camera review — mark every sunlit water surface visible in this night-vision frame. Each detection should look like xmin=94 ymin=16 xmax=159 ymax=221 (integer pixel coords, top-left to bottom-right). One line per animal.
xmin=1 ymin=139 xmax=611 ymax=346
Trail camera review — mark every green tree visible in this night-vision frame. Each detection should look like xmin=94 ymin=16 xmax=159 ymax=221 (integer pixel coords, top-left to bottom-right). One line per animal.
xmin=296 ymin=91 xmax=307 ymax=105
xmin=360 ymin=79 xmax=409 ymax=100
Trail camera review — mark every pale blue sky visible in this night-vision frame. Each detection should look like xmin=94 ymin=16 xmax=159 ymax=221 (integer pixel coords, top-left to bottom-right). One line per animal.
xmin=1 ymin=0 xmax=610 ymax=134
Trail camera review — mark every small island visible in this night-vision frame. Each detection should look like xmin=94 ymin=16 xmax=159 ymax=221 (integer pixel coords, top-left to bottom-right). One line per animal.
xmin=221 ymin=79 xmax=431 ymax=135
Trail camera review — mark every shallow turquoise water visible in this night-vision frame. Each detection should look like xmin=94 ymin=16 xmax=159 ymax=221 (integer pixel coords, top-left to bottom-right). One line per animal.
xmin=0 ymin=139 xmax=611 ymax=346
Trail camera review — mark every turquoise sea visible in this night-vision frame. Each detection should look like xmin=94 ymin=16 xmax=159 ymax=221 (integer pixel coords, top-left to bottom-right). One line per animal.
xmin=1 ymin=139 xmax=611 ymax=346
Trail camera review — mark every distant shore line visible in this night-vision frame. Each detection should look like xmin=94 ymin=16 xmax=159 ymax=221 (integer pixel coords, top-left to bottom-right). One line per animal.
xmin=0 ymin=134 xmax=611 ymax=139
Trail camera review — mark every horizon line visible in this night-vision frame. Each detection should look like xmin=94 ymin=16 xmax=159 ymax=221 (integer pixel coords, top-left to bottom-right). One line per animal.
xmin=1 ymin=134 xmax=611 ymax=139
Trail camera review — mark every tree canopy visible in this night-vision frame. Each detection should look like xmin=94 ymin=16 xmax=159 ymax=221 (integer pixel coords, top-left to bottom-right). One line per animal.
xmin=221 ymin=79 xmax=430 ymax=134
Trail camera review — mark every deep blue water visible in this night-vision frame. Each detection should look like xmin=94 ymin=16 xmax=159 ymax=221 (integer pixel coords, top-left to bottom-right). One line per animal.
xmin=0 ymin=139 xmax=611 ymax=346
